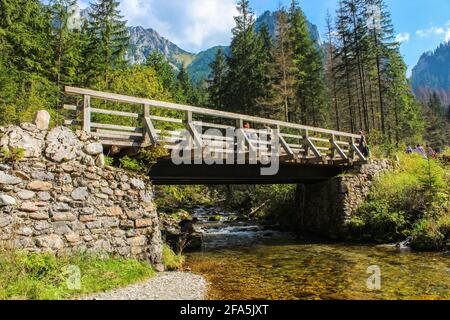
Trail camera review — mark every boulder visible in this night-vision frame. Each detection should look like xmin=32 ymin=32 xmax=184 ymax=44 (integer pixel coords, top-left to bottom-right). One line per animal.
xmin=0 ymin=172 xmax=22 ymax=185
xmin=33 ymin=110 xmax=51 ymax=131
xmin=84 ymin=142 xmax=103 ymax=156
xmin=0 ymin=126 xmax=43 ymax=158
xmin=17 ymin=190 xmax=36 ymax=200
xmin=71 ymin=187 xmax=89 ymax=201
xmin=0 ymin=194 xmax=16 ymax=206
xmin=27 ymin=181 xmax=53 ymax=191
xmin=45 ymin=127 xmax=83 ymax=163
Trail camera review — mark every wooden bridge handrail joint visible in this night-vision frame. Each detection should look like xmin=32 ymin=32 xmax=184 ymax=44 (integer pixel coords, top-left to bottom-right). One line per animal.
xmin=63 ymin=86 xmax=366 ymax=165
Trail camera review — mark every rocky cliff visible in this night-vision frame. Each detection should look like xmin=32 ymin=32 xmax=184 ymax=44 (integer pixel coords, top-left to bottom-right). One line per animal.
xmin=0 ymin=111 xmax=163 ymax=269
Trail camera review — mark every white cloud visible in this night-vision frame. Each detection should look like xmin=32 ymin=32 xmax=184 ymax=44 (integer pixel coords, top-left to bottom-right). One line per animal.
xmin=416 ymin=21 xmax=450 ymax=43
xmin=395 ymin=32 xmax=410 ymax=43
xmin=117 ymin=0 xmax=238 ymax=52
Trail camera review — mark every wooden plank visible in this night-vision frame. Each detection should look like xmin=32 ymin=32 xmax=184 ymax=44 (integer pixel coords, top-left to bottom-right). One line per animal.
xmin=65 ymin=86 xmax=361 ymax=139
xmin=91 ymin=108 xmax=140 ymax=118
xmin=237 ymin=129 xmax=256 ymax=153
xmin=193 ymin=121 xmax=234 ymax=130
xmin=305 ymin=136 xmax=322 ymax=158
xmin=331 ymin=138 xmax=348 ymax=160
xmin=95 ymin=129 xmax=144 ymax=138
xmin=350 ymin=140 xmax=367 ymax=162
xmin=150 ymin=115 xmax=183 ymax=124
xmin=100 ymin=140 xmax=146 ymax=147
xmin=63 ymin=104 xmax=78 ymax=111
xmin=82 ymin=95 xmax=91 ymax=133
xmin=65 ymin=119 xmax=79 ymax=126
xmin=91 ymin=122 xmax=143 ymax=133
xmin=94 ymin=132 xmax=143 ymax=141
xmin=143 ymin=116 xmax=159 ymax=144
xmin=185 ymin=111 xmax=203 ymax=149
xmin=281 ymin=133 xmax=303 ymax=139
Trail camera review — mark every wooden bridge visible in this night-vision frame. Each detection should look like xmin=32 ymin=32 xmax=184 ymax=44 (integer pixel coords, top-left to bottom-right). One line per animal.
xmin=64 ymin=86 xmax=366 ymax=184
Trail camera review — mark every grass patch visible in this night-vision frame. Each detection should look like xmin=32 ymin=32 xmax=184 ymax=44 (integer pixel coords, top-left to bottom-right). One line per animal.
xmin=162 ymin=244 xmax=185 ymax=271
xmin=0 ymin=250 xmax=156 ymax=300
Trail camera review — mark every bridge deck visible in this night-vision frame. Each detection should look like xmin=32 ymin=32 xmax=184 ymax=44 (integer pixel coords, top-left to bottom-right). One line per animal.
xmin=63 ymin=87 xmax=367 ymax=174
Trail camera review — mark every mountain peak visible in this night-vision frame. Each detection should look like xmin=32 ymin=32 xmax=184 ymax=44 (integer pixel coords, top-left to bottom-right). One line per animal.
xmin=412 ymin=41 xmax=450 ymax=107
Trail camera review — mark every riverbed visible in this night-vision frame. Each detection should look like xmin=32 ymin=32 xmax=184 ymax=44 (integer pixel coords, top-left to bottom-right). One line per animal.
xmin=185 ymin=208 xmax=450 ymax=300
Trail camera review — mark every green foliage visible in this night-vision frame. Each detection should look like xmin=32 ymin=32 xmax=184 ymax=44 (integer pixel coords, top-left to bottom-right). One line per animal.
xmin=0 ymin=250 xmax=155 ymax=300
xmin=155 ymin=185 xmax=214 ymax=211
xmin=162 ymin=244 xmax=184 ymax=271
xmin=410 ymin=215 xmax=450 ymax=251
xmin=348 ymin=153 xmax=449 ymax=248
xmin=0 ymin=147 xmax=25 ymax=163
xmin=118 ymin=145 xmax=169 ymax=174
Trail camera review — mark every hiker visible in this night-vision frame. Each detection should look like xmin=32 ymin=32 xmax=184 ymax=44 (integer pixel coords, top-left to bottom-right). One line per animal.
xmin=426 ymin=144 xmax=436 ymax=158
xmin=359 ymin=130 xmax=370 ymax=157
xmin=415 ymin=145 xmax=427 ymax=158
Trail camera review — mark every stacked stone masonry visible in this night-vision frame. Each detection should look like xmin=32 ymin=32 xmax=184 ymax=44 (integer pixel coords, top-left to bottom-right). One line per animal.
xmin=0 ymin=114 xmax=163 ymax=268
xmin=298 ymin=159 xmax=394 ymax=238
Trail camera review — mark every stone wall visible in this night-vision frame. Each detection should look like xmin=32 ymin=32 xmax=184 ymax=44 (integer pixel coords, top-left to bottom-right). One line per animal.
xmin=297 ymin=159 xmax=393 ymax=238
xmin=0 ymin=114 xmax=163 ymax=269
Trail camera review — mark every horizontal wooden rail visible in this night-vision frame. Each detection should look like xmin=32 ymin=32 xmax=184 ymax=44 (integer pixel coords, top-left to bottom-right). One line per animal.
xmin=65 ymin=86 xmax=360 ymax=139
xmin=64 ymin=86 xmax=366 ymax=165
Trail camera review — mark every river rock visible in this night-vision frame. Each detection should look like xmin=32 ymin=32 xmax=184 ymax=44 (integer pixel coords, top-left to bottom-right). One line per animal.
xmin=0 ymin=127 xmax=43 ymax=158
xmin=17 ymin=190 xmax=36 ymax=200
xmin=33 ymin=110 xmax=51 ymax=131
xmin=45 ymin=127 xmax=83 ymax=162
xmin=0 ymin=194 xmax=16 ymax=206
xmin=130 ymin=178 xmax=145 ymax=190
xmin=84 ymin=142 xmax=103 ymax=156
xmin=0 ymin=172 xmax=22 ymax=185
xmin=27 ymin=181 xmax=53 ymax=191
xmin=71 ymin=187 xmax=89 ymax=201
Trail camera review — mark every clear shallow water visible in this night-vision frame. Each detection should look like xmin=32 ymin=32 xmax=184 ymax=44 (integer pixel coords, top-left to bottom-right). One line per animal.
xmin=187 ymin=234 xmax=450 ymax=300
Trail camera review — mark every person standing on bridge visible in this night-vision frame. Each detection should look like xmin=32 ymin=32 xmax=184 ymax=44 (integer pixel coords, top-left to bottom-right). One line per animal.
xmin=359 ymin=130 xmax=370 ymax=157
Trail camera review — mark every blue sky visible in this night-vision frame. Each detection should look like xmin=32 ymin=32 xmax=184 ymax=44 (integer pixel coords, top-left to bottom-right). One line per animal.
xmin=76 ymin=0 xmax=450 ymax=75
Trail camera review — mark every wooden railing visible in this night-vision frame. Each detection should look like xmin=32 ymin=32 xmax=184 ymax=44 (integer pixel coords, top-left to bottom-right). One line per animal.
xmin=64 ymin=86 xmax=366 ymax=164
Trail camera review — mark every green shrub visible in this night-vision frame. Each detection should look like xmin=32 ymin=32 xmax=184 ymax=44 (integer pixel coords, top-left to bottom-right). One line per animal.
xmin=162 ymin=245 xmax=184 ymax=271
xmin=155 ymin=185 xmax=214 ymax=210
xmin=119 ymin=156 xmax=146 ymax=173
xmin=0 ymin=147 xmax=25 ymax=163
xmin=411 ymin=219 xmax=445 ymax=251
xmin=350 ymin=152 xmax=449 ymax=247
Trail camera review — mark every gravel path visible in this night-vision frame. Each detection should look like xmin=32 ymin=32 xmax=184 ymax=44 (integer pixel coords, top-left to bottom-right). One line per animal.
xmin=82 ymin=272 xmax=208 ymax=300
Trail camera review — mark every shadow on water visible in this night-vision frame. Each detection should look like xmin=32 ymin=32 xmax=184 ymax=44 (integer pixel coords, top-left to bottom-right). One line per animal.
xmin=185 ymin=207 xmax=450 ymax=300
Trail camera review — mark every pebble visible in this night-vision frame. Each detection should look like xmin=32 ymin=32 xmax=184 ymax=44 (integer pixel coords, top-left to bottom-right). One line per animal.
xmin=81 ymin=272 xmax=207 ymax=300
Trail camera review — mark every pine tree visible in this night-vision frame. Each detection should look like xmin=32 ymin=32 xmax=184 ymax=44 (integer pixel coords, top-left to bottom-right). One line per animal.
xmin=0 ymin=0 xmax=56 ymax=125
xmin=85 ymin=0 xmax=129 ymax=85
xmin=255 ymin=23 xmax=276 ymax=118
xmin=428 ymin=92 xmax=444 ymax=116
xmin=208 ymin=49 xmax=228 ymax=110
xmin=50 ymin=0 xmax=86 ymax=121
xmin=324 ymin=11 xmax=340 ymax=130
xmin=289 ymin=0 xmax=326 ymax=126
xmin=145 ymin=51 xmax=178 ymax=95
xmin=270 ymin=8 xmax=296 ymax=122
xmin=177 ymin=63 xmax=192 ymax=102
xmin=226 ymin=0 xmax=267 ymax=115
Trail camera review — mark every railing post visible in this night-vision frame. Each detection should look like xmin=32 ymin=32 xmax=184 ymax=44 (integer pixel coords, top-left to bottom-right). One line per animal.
xmin=330 ymin=135 xmax=336 ymax=160
xmin=186 ymin=111 xmax=193 ymax=149
xmin=303 ymin=130 xmax=310 ymax=158
xmin=143 ymin=104 xmax=151 ymax=145
xmin=82 ymin=95 xmax=91 ymax=133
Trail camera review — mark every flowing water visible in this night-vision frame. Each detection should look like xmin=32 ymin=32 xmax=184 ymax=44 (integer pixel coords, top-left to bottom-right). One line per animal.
xmin=185 ymin=207 xmax=450 ymax=300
